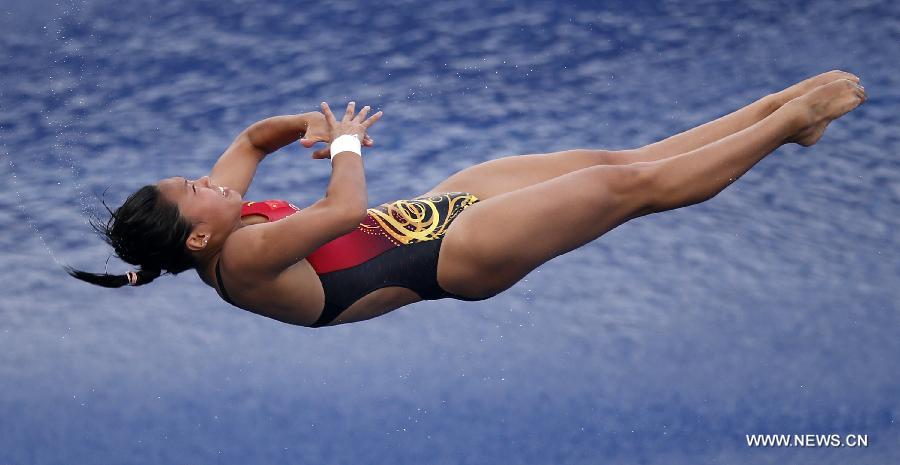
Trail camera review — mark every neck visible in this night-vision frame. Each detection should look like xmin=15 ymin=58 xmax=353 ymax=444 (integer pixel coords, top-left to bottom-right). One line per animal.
xmin=194 ymin=218 xmax=249 ymax=284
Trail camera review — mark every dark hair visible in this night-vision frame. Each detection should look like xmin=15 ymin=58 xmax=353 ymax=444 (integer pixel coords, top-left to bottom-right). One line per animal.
xmin=64 ymin=184 xmax=197 ymax=288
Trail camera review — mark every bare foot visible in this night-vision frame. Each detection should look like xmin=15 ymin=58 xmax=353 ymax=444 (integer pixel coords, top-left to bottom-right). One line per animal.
xmin=773 ymin=70 xmax=860 ymax=106
xmin=784 ymin=79 xmax=867 ymax=147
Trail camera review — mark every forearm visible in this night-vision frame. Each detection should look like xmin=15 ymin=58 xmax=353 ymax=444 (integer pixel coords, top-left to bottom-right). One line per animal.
xmin=323 ymin=153 xmax=368 ymax=217
xmin=245 ymin=113 xmax=314 ymax=154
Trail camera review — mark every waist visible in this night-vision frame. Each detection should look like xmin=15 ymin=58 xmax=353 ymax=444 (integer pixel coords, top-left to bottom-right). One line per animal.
xmin=307 ymin=192 xmax=479 ymax=274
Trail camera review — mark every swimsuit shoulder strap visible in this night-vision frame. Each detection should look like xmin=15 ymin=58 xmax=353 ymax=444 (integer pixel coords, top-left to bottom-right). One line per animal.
xmin=215 ymin=258 xmax=237 ymax=307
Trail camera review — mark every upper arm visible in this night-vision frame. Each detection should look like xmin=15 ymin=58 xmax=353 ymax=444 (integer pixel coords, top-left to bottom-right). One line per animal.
xmin=235 ymin=199 xmax=366 ymax=275
xmin=208 ymin=131 xmax=266 ymax=197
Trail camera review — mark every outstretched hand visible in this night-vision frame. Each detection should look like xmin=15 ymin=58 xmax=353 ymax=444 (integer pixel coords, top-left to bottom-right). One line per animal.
xmin=300 ymin=102 xmax=383 ymax=159
xmin=299 ymin=111 xmax=374 ymax=148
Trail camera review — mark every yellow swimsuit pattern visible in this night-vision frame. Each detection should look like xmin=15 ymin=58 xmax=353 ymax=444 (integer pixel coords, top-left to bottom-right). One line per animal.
xmin=362 ymin=192 xmax=480 ymax=246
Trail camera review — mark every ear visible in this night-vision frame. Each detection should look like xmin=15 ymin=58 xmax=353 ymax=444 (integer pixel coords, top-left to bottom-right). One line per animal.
xmin=185 ymin=229 xmax=211 ymax=252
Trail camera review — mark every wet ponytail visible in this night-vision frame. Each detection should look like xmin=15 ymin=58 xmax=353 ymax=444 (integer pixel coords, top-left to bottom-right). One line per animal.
xmin=65 ymin=184 xmax=197 ymax=288
xmin=64 ymin=265 xmax=162 ymax=288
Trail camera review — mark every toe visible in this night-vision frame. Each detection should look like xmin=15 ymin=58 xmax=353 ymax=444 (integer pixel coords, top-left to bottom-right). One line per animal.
xmin=838 ymin=70 xmax=860 ymax=83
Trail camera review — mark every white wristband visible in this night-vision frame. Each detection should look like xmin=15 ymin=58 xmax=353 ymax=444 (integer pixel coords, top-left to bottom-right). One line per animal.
xmin=330 ymin=134 xmax=362 ymax=162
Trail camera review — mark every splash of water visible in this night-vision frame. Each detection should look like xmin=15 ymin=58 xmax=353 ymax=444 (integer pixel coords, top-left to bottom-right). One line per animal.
xmin=2 ymin=152 xmax=66 ymax=267
xmin=1 ymin=0 xmax=110 ymax=275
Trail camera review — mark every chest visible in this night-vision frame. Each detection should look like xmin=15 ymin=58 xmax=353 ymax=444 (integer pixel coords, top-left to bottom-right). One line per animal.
xmin=207 ymin=201 xmax=421 ymax=326
xmin=211 ymin=260 xmax=419 ymax=327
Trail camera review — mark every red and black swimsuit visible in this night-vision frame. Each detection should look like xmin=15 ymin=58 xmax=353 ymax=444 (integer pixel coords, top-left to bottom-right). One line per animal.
xmin=214 ymin=192 xmax=484 ymax=327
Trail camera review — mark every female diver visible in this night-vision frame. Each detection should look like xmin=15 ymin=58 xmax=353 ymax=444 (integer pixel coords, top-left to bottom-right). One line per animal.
xmin=66 ymin=70 xmax=866 ymax=327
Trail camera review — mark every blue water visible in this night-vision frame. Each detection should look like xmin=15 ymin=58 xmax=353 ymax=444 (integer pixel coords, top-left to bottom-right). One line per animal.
xmin=2 ymin=0 xmax=898 ymax=463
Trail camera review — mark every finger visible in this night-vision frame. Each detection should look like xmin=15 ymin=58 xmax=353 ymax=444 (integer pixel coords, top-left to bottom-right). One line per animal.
xmin=321 ymin=102 xmax=337 ymax=125
xmin=313 ymin=146 xmax=331 ymax=159
xmin=362 ymin=134 xmax=374 ymax=147
xmin=353 ymin=105 xmax=370 ymax=123
xmin=343 ymin=101 xmax=356 ymax=122
xmin=300 ymin=129 xmax=325 ymax=147
xmin=362 ymin=110 xmax=383 ymax=129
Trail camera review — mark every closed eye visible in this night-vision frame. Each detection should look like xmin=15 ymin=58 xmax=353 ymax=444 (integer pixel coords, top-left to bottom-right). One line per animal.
xmin=182 ymin=178 xmax=197 ymax=195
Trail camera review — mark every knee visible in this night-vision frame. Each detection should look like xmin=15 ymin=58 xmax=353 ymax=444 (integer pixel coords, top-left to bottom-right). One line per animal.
xmin=568 ymin=148 xmax=616 ymax=165
xmin=586 ymin=163 xmax=660 ymax=214
xmin=628 ymin=162 xmax=668 ymax=213
xmin=589 ymin=162 xmax=658 ymax=195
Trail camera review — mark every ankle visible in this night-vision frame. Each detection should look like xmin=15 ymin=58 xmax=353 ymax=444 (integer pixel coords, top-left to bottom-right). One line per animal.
xmin=760 ymin=92 xmax=786 ymax=116
xmin=774 ymin=98 xmax=814 ymax=143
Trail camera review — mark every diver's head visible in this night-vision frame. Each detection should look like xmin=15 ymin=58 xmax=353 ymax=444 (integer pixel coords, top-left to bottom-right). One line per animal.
xmin=66 ymin=176 xmax=239 ymax=288
xmin=155 ymin=175 xmax=243 ymax=250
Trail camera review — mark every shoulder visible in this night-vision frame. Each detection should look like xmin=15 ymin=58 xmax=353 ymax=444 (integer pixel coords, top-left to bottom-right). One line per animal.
xmin=218 ymin=226 xmax=276 ymax=280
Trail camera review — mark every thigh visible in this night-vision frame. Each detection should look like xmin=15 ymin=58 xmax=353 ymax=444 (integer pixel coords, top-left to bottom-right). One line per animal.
xmin=418 ymin=149 xmax=613 ymax=201
xmin=436 ymin=163 xmax=656 ymax=299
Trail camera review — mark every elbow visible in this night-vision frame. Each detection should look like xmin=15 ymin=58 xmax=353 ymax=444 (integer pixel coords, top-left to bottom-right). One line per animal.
xmin=339 ymin=207 xmax=368 ymax=230
xmin=319 ymin=198 xmax=367 ymax=230
xmin=243 ymin=126 xmax=262 ymax=150
xmin=349 ymin=208 xmax=368 ymax=226
xmin=242 ymin=128 xmax=272 ymax=155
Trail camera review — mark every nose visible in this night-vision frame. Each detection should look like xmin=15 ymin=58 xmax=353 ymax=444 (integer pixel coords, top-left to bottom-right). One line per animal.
xmin=198 ymin=176 xmax=211 ymax=187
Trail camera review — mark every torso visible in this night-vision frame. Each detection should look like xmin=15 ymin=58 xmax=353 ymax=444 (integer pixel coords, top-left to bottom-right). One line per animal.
xmin=198 ymin=212 xmax=425 ymax=327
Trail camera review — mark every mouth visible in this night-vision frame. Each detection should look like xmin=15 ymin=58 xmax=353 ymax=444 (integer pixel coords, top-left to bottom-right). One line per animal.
xmin=218 ymin=186 xmax=228 ymax=197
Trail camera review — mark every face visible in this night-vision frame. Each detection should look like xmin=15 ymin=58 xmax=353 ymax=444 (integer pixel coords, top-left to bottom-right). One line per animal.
xmin=156 ymin=176 xmax=243 ymax=252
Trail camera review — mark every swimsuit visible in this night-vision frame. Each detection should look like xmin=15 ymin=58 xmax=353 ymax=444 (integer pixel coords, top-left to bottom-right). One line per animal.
xmin=214 ymin=192 xmax=485 ymax=327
